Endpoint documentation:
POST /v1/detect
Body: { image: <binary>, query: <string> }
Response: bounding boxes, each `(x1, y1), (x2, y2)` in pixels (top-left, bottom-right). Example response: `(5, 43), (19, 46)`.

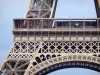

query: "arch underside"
(28, 55), (100, 75)
(36, 61), (100, 75)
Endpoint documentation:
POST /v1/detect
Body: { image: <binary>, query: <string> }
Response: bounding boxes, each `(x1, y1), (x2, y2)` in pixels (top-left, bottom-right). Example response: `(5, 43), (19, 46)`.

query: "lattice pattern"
(11, 42), (40, 53)
(26, 0), (55, 18)
(7, 54), (34, 60)
(10, 41), (100, 54)
(40, 41), (100, 53)
(7, 41), (100, 59)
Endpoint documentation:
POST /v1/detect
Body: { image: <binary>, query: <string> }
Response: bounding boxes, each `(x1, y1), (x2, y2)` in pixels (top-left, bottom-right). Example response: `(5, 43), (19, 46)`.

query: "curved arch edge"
(36, 61), (100, 75)
(29, 55), (100, 75)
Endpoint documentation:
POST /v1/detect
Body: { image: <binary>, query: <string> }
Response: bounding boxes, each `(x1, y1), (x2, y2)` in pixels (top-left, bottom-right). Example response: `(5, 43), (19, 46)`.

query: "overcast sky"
(0, 0), (99, 75)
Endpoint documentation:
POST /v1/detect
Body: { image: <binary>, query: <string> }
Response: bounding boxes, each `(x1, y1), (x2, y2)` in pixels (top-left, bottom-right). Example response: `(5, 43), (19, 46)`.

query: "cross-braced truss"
(26, 0), (57, 18)
(1, 60), (29, 75)
(7, 41), (100, 60)
(0, 41), (100, 75)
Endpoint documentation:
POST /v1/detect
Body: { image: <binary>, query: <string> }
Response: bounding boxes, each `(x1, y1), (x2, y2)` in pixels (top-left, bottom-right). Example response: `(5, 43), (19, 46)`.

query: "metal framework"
(0, 0), (100, 75)
(25, 0), (57, 18)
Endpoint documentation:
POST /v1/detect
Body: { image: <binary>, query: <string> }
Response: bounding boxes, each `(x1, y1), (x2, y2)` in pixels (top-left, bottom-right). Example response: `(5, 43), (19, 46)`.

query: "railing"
(13, 18), (100, 31)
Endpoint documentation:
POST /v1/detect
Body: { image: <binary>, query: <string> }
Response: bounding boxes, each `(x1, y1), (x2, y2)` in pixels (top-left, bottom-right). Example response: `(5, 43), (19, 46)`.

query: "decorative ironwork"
(9, 41), (100, 54)
(27, 55), (100, 75)
(1, 0), (100, 75)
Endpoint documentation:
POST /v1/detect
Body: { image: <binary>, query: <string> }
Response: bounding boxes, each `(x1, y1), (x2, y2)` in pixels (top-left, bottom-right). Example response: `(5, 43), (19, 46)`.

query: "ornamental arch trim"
(27, 55), (100, 75)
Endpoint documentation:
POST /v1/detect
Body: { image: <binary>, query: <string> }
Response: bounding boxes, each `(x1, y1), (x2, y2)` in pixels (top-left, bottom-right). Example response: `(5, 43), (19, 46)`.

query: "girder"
(25, 0), (57, 18)
(5, 41), (100, 60)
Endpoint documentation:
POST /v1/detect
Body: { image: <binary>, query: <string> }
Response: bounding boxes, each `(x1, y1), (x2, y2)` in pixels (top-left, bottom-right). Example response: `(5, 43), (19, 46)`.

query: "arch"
(36, 61), (100, 75)
(29, 55), (100, 75)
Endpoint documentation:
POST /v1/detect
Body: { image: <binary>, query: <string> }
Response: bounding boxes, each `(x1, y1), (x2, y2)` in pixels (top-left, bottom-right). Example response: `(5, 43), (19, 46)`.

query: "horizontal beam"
(13, 18), (100, 20)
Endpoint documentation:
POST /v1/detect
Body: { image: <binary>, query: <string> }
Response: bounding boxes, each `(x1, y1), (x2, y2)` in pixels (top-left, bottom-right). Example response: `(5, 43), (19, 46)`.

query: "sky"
(0, 0), (100, 75)
(0, 0), (29, 65)
(55, 0), (97, 18)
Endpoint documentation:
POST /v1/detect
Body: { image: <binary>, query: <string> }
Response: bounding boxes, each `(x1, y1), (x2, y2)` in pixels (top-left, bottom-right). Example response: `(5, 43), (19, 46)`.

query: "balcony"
(13, 18), (100, 32)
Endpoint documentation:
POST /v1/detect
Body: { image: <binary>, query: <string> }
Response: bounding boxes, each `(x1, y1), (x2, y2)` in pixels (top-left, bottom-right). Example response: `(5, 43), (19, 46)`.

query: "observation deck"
(13, 18), (100, 32)
(13, 18), (100, 42)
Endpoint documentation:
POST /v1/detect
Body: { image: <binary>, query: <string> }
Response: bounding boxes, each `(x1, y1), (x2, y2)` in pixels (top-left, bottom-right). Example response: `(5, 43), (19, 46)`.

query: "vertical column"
(97, 0), (100, 7)
(94, 0), (100, 18)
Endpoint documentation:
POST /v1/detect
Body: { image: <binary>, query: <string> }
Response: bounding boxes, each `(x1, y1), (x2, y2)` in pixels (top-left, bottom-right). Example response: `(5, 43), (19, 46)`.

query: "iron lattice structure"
(1, 0), (100, 75)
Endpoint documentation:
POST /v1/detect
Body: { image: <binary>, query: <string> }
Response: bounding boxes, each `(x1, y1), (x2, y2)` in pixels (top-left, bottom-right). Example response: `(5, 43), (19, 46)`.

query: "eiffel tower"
(0, 0), (100, 75)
